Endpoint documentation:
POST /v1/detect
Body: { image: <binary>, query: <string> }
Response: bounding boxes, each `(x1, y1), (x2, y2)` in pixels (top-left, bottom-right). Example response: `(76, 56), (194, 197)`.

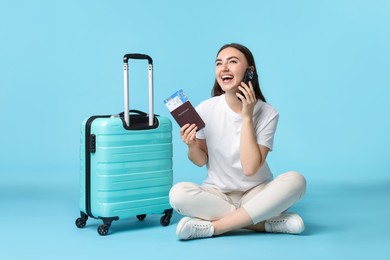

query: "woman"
(169, 43), (306, 240)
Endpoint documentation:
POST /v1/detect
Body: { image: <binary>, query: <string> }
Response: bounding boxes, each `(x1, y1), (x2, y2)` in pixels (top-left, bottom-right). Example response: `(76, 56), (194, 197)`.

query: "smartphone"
(243, 68), (258, 86)
(239, 69), (258, 100)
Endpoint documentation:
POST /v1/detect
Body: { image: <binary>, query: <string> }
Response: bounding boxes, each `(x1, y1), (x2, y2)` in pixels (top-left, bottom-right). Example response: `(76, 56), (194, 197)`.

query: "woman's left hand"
(237, 81), (257, 117)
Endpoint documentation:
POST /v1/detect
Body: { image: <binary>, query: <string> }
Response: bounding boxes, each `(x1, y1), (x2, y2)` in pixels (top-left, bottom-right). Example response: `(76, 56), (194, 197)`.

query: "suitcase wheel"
(136, 214), (146, 221)
(75, 213), (88, 228)
(96, 217), (118, 236)
(160, 215), (170, 226)
(98, 224), (110, 236)
(75, 217), (87, 228)
(160, 208), (173, 226)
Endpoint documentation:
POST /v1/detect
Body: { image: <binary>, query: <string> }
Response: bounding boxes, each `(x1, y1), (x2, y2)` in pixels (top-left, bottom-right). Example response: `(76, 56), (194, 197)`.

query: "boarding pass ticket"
(164, 89), (189, 112)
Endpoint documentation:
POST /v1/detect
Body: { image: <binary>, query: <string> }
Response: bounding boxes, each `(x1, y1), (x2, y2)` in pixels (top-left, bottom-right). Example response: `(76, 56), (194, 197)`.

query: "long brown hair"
(212, 43), (266, 102)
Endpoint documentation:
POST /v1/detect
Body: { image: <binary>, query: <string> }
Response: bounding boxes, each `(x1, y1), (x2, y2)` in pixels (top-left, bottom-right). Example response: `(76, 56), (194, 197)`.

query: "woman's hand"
(180, 123), (198, 146)
(180, 123), (208, 167)
(237, 81), (257, 118)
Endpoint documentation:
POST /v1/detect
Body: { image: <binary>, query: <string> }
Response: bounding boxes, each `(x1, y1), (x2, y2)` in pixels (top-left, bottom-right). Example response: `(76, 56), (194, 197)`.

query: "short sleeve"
(256, 112), (279, 151)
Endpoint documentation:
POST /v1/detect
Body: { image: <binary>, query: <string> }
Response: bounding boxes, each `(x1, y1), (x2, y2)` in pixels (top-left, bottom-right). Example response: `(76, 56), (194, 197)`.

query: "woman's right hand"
(180, 123), (198, 146)
(181, 123), (208, 166)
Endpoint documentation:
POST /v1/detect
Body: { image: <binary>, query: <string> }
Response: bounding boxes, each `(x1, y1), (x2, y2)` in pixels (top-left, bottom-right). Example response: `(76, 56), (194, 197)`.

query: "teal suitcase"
(75, 54), (173, 235)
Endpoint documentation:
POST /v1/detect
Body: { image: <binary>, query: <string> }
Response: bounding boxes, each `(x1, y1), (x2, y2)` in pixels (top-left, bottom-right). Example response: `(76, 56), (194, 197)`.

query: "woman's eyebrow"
(215, 56), (239, 63)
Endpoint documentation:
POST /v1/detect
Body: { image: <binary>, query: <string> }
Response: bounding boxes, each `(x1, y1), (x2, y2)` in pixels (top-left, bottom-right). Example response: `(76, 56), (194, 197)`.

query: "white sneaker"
(265, 212), (305, 234)
(176, 217), (214, 240)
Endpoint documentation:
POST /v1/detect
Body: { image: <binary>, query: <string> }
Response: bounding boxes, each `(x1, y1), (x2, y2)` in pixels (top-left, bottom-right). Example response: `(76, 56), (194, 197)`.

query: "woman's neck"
(224, 92), (242, 114)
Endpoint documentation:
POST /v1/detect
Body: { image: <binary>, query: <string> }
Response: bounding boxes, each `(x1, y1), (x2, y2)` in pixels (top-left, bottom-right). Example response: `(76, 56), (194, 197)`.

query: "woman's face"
(215, 47), (249, 93)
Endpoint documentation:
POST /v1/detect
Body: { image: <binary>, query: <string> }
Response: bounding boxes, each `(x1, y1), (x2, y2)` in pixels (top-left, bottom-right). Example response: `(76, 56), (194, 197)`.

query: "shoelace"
(268, 218), (289, 232)
(188, 222), (212, 239)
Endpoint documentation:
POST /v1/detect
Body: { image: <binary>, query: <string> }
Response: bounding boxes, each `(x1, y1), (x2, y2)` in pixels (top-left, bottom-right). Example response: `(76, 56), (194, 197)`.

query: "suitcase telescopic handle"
(124, 54), (153, 64)
(123, 53), (154, 127)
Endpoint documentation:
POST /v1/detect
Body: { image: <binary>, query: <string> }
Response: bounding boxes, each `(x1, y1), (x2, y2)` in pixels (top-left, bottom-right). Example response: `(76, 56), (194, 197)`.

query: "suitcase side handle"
(123, 53), (154, 127)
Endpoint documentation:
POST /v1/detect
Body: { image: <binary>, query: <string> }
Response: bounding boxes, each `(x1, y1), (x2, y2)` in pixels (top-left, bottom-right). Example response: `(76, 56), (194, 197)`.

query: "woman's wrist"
(188, 144), (207, 166)
(241, 115), (253, 125)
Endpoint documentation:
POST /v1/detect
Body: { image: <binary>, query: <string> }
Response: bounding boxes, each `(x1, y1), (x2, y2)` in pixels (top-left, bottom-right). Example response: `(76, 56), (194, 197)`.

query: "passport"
(164, 89), (205, 130)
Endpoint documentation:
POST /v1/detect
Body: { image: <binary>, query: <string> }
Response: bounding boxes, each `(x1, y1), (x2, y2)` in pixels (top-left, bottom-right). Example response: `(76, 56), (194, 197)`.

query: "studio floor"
(2, 170), (389, 260)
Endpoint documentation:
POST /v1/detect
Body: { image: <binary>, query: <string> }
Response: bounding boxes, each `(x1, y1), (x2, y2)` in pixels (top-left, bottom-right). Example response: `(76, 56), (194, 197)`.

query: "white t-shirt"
(196, 94), (279, 192)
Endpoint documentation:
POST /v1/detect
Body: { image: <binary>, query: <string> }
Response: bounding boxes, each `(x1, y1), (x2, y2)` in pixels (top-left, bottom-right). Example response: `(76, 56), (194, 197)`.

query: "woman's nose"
(222, 62), (229, 71)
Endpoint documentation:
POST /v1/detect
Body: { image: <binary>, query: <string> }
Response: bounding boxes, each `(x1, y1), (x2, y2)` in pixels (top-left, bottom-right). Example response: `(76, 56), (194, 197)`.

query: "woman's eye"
(230, 60), (238, 64)
(216, 62), (222, 66)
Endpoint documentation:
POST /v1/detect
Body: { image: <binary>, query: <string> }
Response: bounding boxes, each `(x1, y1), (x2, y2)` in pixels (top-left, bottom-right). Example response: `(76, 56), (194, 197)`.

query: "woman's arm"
(240, 117), (269, 176)
(181, 123), (208, 167)
(188, 139), (208, 167)
(238, 82), (269, 176)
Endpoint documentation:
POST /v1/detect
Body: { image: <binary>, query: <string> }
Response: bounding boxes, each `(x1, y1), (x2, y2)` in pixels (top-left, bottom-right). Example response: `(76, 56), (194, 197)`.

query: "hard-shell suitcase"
(75, 54), (173, 235)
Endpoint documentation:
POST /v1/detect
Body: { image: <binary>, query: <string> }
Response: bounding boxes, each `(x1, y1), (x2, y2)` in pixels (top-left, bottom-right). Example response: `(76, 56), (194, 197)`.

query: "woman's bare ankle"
(244, 221), (266, 232)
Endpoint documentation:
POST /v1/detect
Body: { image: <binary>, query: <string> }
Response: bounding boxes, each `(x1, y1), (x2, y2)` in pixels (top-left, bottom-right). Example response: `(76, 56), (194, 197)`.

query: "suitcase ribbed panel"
(79, 116), (173, 219)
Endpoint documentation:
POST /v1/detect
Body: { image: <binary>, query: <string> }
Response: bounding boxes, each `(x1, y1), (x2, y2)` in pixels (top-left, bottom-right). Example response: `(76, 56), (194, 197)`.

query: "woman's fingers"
(239, 82), (256, 103)
(180, 123), (198, 144)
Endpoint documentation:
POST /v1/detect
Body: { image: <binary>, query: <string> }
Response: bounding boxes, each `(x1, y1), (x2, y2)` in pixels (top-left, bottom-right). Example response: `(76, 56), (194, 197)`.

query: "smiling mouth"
(221, 75), (234, 82)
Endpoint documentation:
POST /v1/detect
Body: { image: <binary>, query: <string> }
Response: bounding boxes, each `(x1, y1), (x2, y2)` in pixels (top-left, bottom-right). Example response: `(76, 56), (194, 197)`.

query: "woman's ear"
(249, 66), (255, 72)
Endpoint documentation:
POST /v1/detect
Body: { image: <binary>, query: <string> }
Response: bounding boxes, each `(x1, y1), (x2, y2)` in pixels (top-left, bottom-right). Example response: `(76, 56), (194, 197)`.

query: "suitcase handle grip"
(123, 53), (154, 127)
(123, 54), (153, 64)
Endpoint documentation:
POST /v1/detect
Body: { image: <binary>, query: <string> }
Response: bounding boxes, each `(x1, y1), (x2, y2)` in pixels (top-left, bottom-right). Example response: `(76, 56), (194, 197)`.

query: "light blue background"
(1, 0), (389, 182)
(1, 0), (389, 259)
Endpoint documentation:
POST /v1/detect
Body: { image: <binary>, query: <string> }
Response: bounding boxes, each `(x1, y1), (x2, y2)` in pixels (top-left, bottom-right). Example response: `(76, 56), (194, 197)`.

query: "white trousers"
(169, 171), (306, 224)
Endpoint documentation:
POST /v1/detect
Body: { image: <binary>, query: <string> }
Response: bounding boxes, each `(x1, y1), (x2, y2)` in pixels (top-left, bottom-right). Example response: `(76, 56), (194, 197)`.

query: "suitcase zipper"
(84, 115), (110, 219)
